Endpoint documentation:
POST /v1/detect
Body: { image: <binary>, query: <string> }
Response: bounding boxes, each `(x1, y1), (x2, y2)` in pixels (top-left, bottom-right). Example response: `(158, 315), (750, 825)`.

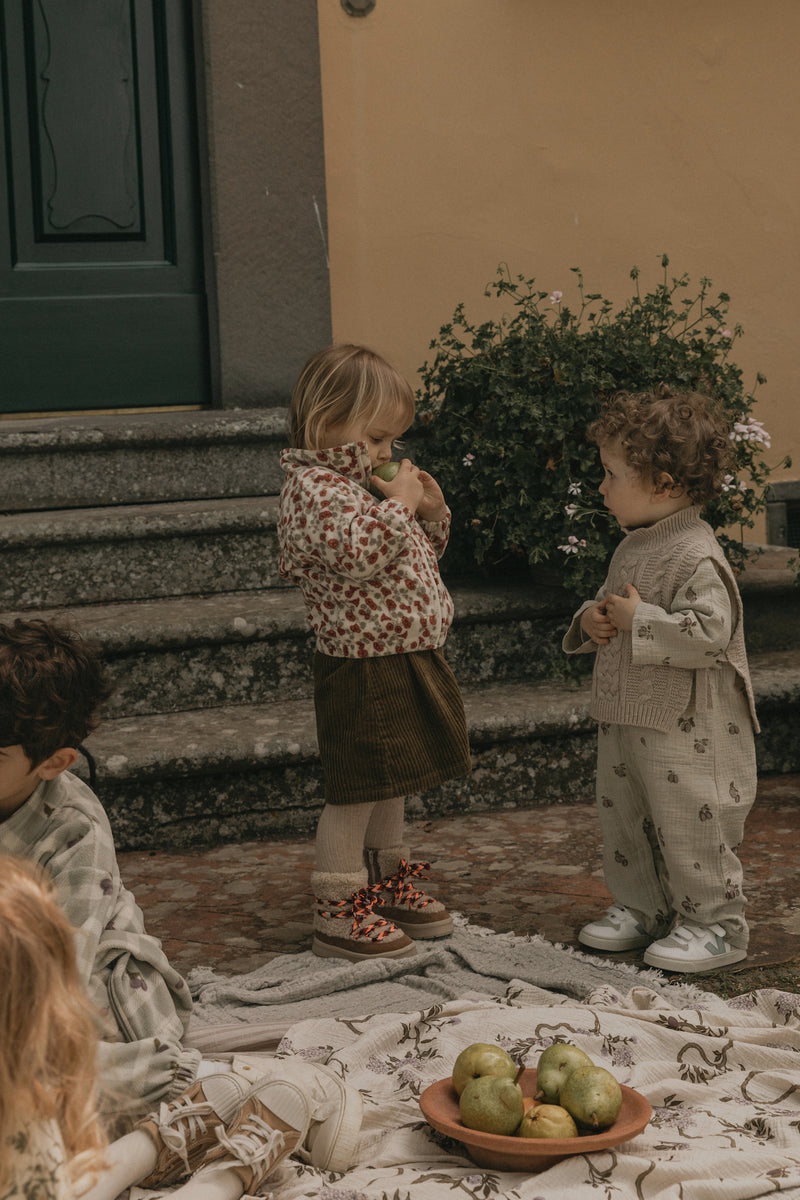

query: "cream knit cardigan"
(564, 506), (759, 733)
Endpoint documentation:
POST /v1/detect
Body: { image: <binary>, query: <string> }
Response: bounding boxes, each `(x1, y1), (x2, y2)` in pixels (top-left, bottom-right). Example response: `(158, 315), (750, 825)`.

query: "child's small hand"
(581, 601), (617, 646)
(371, 458), (424, 513)
(604, 583), (642, 631)
(415, 470), (448, 523)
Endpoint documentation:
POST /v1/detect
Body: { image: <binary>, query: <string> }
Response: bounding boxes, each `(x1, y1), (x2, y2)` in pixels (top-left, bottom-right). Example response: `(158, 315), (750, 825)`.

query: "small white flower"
(462, 452), (476, 467)
(720, 328), (733, 339)
(550, 290), (563, 305)
(558, 535), (584, 555)
(567, 482), (582, 496)
(564, 503), (578, 518)
(730, 416), (770, 449)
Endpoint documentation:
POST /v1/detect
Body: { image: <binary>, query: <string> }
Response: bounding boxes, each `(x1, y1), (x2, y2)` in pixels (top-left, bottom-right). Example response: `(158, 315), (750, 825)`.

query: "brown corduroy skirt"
(313, 647), (471, 806)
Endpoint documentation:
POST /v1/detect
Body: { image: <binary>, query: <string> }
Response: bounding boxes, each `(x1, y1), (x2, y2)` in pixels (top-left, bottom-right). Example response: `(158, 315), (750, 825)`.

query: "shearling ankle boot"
(311, 868), (416, 961)
(364, 847), (454, 939)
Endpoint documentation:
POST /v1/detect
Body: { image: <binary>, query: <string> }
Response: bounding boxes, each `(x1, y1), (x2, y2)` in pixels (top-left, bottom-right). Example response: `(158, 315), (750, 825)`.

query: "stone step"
(5, 579), (572, 716)
(77, 650), (800, 851)
(1, 496), (282, 610)
(0, 409), (287, 511)
(734, 547), (799, 657)
(4, 547), (794, 708)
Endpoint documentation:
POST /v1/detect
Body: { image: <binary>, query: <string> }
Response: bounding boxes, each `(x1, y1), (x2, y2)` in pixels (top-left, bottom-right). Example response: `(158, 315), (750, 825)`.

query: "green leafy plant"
(417, 256), (789, 597)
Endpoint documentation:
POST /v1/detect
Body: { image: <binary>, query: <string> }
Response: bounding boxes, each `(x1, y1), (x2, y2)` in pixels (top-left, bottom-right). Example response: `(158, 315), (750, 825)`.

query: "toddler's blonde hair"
(289, 343), (415, 450)
(0, 856), (106, 1191)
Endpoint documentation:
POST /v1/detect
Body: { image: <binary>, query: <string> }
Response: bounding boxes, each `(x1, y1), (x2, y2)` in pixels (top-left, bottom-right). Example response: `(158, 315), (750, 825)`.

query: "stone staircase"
(2, 410), (798, 850)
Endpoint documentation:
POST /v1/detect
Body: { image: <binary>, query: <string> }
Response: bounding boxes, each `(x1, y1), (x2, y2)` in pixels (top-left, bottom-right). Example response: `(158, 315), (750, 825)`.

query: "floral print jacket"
(278, 442), (455, 657)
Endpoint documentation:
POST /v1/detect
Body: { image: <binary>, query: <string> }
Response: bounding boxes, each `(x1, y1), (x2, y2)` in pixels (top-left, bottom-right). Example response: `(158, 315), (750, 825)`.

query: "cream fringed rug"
(168, 918), (800, 1200)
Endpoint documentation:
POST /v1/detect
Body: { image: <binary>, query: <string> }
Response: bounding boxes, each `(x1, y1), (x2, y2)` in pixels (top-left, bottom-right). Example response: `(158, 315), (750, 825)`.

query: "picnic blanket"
(148, 919), (800, 1199)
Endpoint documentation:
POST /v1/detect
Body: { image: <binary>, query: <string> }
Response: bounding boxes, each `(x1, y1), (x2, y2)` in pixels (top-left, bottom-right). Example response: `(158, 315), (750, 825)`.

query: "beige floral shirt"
(2, 1120), (69, 1200)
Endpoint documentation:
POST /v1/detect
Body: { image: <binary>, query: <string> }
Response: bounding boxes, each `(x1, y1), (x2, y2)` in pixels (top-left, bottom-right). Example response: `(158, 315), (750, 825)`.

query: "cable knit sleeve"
(562, 584), (609, 654)
(630, 558), (733, 668)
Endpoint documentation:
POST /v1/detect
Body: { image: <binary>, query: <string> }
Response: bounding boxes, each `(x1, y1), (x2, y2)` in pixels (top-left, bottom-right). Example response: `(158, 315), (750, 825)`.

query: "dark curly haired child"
(563, 386), (759, 973)
(0, 620), (363, 1197)
(0, 617), (203, 1116)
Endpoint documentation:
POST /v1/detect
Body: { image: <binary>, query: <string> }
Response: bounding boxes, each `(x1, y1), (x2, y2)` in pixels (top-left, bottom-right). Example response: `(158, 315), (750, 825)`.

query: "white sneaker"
(578, 904), (652, 952)
(643, 922), (747, 973)
(232, 1054), (362, 1171)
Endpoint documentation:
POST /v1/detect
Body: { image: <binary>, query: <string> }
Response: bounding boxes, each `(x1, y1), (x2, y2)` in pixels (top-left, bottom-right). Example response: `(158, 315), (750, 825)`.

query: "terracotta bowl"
(419, 1067), (652, 1172)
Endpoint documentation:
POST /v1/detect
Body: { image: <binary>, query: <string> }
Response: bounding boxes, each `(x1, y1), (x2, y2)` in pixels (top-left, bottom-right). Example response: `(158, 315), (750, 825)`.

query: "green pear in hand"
(369, 460), (401, 496)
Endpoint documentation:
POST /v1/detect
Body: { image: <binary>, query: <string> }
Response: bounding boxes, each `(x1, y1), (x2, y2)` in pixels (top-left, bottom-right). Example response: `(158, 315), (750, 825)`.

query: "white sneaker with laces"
(643, 921), (747, 973)
(232, 1053), (363, 1171)
(578, 904), (652, 952)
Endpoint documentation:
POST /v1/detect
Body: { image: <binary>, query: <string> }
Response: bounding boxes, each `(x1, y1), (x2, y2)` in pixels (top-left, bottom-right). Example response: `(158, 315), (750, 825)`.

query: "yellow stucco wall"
(317, 0), (799, 541)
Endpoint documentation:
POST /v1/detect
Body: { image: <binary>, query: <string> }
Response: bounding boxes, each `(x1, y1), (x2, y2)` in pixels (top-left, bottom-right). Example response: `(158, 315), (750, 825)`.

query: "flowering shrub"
(417, 257), (789, 596)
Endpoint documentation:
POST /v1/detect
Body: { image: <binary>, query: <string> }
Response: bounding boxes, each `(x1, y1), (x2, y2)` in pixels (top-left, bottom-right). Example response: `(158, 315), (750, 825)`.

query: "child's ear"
(36, 747), (80, 780)
(654, 472), (683, 498)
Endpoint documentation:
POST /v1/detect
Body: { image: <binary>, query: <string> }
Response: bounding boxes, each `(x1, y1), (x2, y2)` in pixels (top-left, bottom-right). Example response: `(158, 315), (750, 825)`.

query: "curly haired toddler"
(563, 386), (759, 973)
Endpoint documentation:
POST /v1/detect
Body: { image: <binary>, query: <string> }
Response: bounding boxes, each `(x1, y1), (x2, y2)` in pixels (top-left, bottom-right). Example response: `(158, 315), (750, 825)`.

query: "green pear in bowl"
(535, 1042), (594, 1103)
(516, 1103), (579, 1140)
(452, 1043), (517, 1096)
(369, 460), (401, 496)
(459, 1074), (525, 1136)
(559, 1065), (623, 1131)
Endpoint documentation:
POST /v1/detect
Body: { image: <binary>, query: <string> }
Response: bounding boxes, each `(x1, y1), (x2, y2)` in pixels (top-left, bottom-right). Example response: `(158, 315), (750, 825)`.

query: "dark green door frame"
(0, 0), (211, 414)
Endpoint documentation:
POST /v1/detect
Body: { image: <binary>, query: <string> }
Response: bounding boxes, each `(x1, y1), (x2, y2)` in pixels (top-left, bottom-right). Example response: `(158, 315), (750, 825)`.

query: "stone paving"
(118, 773), (800, 993)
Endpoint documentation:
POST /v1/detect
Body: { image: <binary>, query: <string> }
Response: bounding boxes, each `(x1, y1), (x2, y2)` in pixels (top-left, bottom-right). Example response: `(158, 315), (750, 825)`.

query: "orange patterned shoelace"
(316, 881), (399, 942)
(381, 858), (435, 911)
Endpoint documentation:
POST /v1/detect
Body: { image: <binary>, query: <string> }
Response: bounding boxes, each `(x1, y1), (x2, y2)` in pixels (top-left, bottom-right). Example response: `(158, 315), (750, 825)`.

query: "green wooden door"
(0, 0), (210, 414)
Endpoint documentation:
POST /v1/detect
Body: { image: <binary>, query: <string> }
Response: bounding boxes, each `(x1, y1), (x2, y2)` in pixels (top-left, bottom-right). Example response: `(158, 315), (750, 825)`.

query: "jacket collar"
(281, 441), (373, 487)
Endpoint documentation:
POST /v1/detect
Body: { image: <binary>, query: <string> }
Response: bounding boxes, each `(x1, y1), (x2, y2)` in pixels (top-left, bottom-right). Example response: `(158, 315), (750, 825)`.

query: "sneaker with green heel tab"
(643, 920), (747, 973)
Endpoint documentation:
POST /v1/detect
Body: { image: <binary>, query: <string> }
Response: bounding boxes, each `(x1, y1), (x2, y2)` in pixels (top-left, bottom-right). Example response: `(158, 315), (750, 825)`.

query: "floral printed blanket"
(148, 921), (800, 1199)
